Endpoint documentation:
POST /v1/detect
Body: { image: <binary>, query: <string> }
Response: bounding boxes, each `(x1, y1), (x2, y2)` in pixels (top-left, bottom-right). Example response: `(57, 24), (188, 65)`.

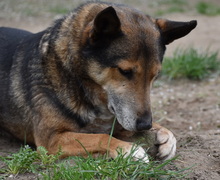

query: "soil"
(0, 0), (220, 179)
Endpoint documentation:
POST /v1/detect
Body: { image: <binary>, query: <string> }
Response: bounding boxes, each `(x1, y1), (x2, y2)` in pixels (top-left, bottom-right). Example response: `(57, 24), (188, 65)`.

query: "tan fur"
(0, 2), (197, 160)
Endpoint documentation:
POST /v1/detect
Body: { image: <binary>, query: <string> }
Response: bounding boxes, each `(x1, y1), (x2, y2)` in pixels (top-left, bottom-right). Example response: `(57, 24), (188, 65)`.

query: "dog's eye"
(118, 68), (133, 79)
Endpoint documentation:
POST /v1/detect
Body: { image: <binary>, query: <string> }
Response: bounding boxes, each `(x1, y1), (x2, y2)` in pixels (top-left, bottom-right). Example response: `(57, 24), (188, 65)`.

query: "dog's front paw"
(122, 144), (149, 163)
(156, 127), (176, 160)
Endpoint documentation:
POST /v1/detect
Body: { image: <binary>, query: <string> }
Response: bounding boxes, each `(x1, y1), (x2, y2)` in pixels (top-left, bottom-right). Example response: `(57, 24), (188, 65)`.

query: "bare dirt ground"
(0, 0), (220, 179)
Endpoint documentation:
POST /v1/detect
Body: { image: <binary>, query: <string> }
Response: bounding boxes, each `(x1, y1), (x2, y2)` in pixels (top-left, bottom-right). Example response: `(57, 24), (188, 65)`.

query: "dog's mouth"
(108, 105), (115, 115)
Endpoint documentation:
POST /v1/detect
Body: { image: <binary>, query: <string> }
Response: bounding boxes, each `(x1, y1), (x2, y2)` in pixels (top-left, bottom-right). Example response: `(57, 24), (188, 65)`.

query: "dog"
(0, 2), (197, 162)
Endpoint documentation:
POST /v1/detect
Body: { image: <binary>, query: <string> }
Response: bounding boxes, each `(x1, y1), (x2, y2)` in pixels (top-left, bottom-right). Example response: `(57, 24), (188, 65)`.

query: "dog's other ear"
(90, 6), (121, 42)
(156, 19), (197, 45)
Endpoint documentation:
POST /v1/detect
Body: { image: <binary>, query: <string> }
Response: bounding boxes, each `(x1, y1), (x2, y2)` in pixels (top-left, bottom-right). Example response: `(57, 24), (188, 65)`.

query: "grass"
(162, 48), (220, 80)
(196, 1), (220, 16)
(152, 0), (220, 16)
(0, 145), (188, 179)
(150, 0), (187, 16)
(1, 0), (220, 21)
(49, 6), (71, 15)
(155, 6), (185, 16)
(0, 118), (189, 179)
(41, 152), (183, 180)
(0, 145), (38, 175)
(0, 146), (62, 175)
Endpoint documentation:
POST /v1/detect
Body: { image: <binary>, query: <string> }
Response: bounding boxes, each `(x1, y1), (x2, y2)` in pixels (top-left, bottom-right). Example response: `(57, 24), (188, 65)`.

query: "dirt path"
(0, 1), (220, 179)
(152, 78), (220, 179)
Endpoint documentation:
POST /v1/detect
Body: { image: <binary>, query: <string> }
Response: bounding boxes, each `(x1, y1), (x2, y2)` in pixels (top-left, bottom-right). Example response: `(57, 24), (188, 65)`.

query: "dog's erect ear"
(90, 6), (121, 42)
(156, 19), (197, 45)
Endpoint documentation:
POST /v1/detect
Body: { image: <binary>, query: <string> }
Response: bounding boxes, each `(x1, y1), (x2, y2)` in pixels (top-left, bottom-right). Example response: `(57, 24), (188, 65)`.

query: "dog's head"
(80, 5), (197, 131)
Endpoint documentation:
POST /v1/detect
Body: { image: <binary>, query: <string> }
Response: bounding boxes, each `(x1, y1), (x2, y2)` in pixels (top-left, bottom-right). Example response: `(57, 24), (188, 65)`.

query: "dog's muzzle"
(136, 112), (152, 131)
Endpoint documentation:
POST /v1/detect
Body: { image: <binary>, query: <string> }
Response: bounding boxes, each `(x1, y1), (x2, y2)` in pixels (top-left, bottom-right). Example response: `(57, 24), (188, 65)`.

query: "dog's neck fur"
(39, 29), (113, 128)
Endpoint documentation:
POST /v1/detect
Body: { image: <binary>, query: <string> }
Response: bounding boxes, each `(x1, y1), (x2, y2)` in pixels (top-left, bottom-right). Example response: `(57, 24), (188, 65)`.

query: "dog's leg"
(150, 122), (176, 160)
(35, 132), (149, 162)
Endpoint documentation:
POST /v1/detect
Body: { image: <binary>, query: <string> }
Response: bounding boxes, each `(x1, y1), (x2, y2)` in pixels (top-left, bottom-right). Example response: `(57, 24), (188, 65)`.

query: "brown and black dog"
(0, 2), (197, 162)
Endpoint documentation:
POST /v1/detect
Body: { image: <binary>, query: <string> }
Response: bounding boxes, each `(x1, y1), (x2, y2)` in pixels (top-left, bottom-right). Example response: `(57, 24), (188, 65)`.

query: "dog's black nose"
(136, 112), (152, 131)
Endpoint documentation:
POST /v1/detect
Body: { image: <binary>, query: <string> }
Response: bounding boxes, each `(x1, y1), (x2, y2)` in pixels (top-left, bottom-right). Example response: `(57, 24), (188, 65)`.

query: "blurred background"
(0, 0), (219, 54)
(0, 0), (220, 179)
